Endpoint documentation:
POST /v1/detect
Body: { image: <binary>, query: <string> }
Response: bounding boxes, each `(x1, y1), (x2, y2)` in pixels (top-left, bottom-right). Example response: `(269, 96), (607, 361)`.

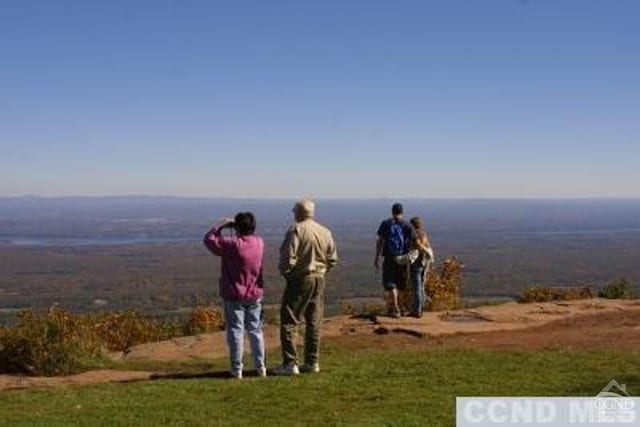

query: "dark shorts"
(382, 257), (409, 291)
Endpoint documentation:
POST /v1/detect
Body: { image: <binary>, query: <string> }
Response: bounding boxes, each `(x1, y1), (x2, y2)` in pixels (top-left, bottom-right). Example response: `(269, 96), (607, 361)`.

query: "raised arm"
(203, 218), (235, 256)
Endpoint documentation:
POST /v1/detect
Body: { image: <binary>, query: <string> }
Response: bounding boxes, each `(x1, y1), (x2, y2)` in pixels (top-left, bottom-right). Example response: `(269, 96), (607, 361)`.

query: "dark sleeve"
(376, 220), (388, 238)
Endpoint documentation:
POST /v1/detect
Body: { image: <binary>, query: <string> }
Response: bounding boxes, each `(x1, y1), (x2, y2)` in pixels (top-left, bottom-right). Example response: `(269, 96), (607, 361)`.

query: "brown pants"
(280, 275), (325, 365)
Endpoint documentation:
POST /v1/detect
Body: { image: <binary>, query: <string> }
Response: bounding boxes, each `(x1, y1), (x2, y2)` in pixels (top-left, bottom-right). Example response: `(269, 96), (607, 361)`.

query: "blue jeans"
(223, 299), (265, 375)
(411, 266), (426, 314)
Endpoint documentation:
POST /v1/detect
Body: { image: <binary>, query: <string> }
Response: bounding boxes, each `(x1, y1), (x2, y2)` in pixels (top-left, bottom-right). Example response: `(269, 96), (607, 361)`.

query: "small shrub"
(518, 285), (593, 303)
(563, 287), (594, 301)
(425, 258), (463, 312)
(0, 307), (184, 376)
(519, 286), (553, 303)
(185, 305), (225, 335)
(92, 310), (182, 352)
(0, 307), (104, 375)
(393, 258), (463, 314)
(598, 279), (636, 299)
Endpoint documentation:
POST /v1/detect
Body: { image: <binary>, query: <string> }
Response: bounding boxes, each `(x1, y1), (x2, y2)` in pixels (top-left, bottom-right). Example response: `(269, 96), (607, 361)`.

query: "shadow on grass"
(150, 369), (269, 380)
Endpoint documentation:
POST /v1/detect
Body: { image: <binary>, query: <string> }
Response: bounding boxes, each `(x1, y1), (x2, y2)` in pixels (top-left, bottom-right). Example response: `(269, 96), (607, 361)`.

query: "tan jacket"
(279, 218), (338, 279)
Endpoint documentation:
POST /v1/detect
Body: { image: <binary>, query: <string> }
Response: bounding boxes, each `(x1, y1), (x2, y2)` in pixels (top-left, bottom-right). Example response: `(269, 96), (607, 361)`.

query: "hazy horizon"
(3, 194), (640, 201)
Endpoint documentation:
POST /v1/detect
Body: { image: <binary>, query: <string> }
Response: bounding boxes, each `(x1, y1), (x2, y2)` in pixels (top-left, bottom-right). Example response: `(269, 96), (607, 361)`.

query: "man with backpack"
(374, 203), (416, 318)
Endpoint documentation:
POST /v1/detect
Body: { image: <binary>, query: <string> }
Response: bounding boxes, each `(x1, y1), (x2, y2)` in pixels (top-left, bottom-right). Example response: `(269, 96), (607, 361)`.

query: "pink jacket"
(203, 226), (265, 302)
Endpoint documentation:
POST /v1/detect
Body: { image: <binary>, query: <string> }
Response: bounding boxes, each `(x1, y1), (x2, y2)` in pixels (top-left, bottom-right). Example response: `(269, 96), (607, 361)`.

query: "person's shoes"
(273, 363), (299, 376)
(230, 370), (242, 379)
(256, 367), (267, 377)
(409, 311), (423, 318)
(300, 363), (320, 374)
(387, 308), (401, 318)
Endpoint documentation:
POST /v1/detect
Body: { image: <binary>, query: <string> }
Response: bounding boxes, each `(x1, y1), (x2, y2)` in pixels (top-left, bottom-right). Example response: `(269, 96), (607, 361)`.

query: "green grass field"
(1, 341), (639, 426)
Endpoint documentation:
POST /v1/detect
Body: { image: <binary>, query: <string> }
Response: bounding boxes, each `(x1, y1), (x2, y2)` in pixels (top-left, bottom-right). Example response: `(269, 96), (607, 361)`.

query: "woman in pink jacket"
(203, 212), (266, 378)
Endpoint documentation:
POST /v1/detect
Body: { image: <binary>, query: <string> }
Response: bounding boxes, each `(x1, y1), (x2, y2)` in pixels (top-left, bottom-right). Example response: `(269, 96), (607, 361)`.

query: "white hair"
(294, 198), (315, 218)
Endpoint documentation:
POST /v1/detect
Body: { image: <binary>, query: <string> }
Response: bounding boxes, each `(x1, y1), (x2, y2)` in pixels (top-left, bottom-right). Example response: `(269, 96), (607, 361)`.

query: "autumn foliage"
(518, 286), (593, 303)
(397, 257), (463, 313)
(0, 305), (224, 376)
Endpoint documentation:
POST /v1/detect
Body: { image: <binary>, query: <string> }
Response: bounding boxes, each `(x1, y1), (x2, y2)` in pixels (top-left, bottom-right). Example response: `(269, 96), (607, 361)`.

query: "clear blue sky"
(1, 0), (638, 198)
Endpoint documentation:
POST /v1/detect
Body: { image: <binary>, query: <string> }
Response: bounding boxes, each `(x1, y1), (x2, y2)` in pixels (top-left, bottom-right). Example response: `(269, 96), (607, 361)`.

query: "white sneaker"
(300, 363), (320, 374)
(257, 367), (267, 377)
(230, 370), (242, 379)
(273, 363), (299, 376)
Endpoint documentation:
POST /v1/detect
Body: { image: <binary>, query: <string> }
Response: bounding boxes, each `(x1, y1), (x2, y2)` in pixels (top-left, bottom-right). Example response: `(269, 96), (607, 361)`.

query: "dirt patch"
(442, 308), (640, 351)
(330, 308), (640, 353)
(118, 299), (638, 362)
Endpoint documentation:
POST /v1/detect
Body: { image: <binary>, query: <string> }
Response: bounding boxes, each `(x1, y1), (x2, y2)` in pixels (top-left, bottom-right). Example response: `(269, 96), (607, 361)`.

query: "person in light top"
(275, 199), (338, 375)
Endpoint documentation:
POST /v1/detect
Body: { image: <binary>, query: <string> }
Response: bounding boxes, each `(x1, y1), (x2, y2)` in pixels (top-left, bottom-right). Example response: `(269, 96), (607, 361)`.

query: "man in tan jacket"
(275, 199), (338, 375)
